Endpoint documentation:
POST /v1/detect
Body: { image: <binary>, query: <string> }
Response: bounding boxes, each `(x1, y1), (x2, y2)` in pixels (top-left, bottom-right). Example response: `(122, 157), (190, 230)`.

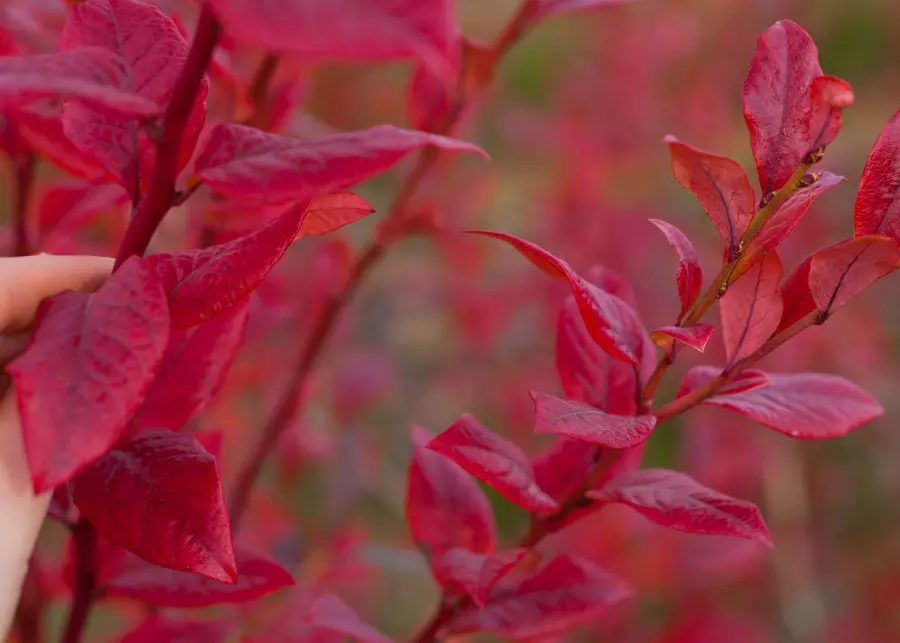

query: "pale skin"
(0, 254), (113, 640)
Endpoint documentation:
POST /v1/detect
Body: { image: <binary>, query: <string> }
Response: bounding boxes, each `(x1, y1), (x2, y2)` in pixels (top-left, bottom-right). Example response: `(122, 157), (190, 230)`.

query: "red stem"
(113, 7), (222, 270)
(13, 151), (35, 257)
(60, 520), (97, 643)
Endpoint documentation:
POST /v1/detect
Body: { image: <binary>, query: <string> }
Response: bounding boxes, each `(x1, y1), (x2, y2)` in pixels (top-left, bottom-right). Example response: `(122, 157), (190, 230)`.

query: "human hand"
(0, 254), (113, 639)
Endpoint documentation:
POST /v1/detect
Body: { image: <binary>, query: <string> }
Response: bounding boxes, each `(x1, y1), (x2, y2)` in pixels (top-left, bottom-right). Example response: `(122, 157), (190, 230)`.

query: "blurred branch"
(13, 150), (35, 257)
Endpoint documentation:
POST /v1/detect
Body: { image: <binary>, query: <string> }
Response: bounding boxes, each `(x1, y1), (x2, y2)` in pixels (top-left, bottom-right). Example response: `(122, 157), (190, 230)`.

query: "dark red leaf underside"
(530, 391), (655, 449)
(649, 218), (702, 315)
(104, 549), (294, 607)
(808, 235), (898, 315)
(432, 547), (527, 607)
(742, 19), (822, 194)
(719, 251), (783, 366)
(444, 554), (631, 639)
(777, 255), (815, 331)
(8, 257), (169, 492)
(651, 324), (714, 353)
(855, 109), (900, 242)
(426, 414), (559, 513)
(72, 429), (236, 583)
(589, 469), (773, 546)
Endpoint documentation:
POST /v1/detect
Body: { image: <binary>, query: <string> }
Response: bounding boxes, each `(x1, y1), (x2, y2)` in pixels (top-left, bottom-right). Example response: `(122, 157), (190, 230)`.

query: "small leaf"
(104, 549), (294, 607)
(135, 299), (250, 430)
(719, 252), (783, 366)
(665, 136), (755, 258)
(649, 219), (702, 315)
(806, 75), (853, 152)
(465, 230), (572, 281)
(651, 324), (714, 353)
(676, 365), (771, 398)
(0, 48), (159, 115)
(588, 469), (772, 546)
(148, 201), (310, 327)
(301, 192), (375, 237)
(530, 391), (655, 449)
(8, 257), (169, 492)
(303, 593), (394, 643)
(405, 426), (496, 565)
(444, 555), (631, 639)
(194, 123), (484, 203)
(427, 414), (558, 513)
(433, 548), (527, 607)
(742, 20), (822, 194)
(72, 429), (236, 583)
(856, 109), (900, 241)
(702, 373), (884, 439)
(809, 235), (898, 315)
(777, 255), (815, 331)
(118, 615), (231, 643)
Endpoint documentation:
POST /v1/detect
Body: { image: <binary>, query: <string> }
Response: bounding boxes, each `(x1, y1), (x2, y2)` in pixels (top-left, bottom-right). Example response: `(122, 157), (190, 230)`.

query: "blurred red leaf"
(427, 414), (558, 513)
(432, 548), (527, 607)
(806, 75), (853, 152)
(8, 257), (169, 492)
(809, 235), (898, 315)
(588, 469), (773, 546)
(651, 324), (714, 353)
(742, 19), (822, 194)
(301, 593), (394, 643)
(855, 109), (900, 241)
(530, 391), (655, 448)
(60, 0), (208, 201)
(530, 0), (641, 21)
(135, 299), (250, 430)
(148, 201), (310, 328)
(193, 123), (484, 203)
(719, 252), (783, 366)
(117, 614), (230, 643)
(12, 104), (109, 180)
(72, 429), (236, 583)
(444, 555), (631, 639)
(104, 549), (294, 607)
(301, 192), (375, 237)
(36, 181), (127, 238)
(665, 136), (755, 258)
(649, 219), (702, 315)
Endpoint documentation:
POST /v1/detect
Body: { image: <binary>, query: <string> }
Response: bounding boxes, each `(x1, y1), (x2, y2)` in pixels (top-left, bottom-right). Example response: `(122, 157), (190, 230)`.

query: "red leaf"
(778, 255), (815, 331)
(118, 615), (231, 643)
(651, 324), (714, 353)
(192, 428), (224, 460)
(405, 426), (496, 564)
(206, 0), (456, 78)
(465, 230), (571, 281)
(301, 192), (375, 237)
(104, 549), (294, 607)
(72, 429), (235, 583)
(676, 366), (771, 398)
(432, 548), (527, 607)
(588, 469), (772, 546)
(426, 414), (558, 513)
(649, 219), (702, 315)
(148, 201), (310, 328)
(530, 391), (655, 449)
(12, 104), (109, 180)
(556, 294), (639, 415)
(193, 123), (484, 203)
(37, 181), (128, 238)
(742, 20), (822, 194)
(809, 235), (898, 315)
(444, 554), (631, 639)
(702, 373), (883, 439)
(665, 136), (755, 258)
(530, 0), (641, 21)
(719, 252), (783, 366)
(747, 171), (845, 253)
(532, 437), (596, 502)
(855, 109), (900, 241)
(60, 0), (208, 201)
(0, 48), (159, 115)
(8, 257), (169, 492)
(134, 299), (250, 430)
(302, 593), (394, 643)
(806, 75), (853, 152)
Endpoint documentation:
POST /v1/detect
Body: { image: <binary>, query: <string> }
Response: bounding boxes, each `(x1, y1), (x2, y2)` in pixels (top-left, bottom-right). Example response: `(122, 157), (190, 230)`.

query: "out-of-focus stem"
(60, 520), (97, 643)
(13, 151), (35, 257)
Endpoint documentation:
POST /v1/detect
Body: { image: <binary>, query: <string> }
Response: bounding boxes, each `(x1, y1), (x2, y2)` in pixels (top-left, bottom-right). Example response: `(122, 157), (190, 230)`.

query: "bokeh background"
(4, 0), (900, 641)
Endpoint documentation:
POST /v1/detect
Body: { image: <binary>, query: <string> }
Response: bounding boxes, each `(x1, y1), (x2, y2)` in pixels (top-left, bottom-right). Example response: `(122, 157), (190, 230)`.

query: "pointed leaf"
(406, 426), (496, 564)
(856, 109), (900, 241)
(303, 593), (394, 643)
(651, 324), (713, 353)
(702, 373), (884, 439)
(532, 437), (597, 502)
(588, 469), (772, 546)
(445, 555), (631, 639)
(719, 252), (783, 366)
(676, 365), (771, 398)
(426, 414), (558, 513)
(806, 75), (853, 152)
(60, 0), (208, 200)
(433, 548), (527, 607)
(118, 615), (231, 643)
(135, 299), (250, 430)
(649, 219), (702, 314)
(0, 48), (159, 115)
(809, 235), (898, 315)
(742, 20), (822, 194)
(665, 136), (755, 258)
(12, 104), (109, 180)
(777, 255), (815, 331)
(194, 123), (484, 203)
(72, 429), (235, 583)
(8, 257), (169, 492)
(148, 201), (310, 327)
(301, 192), (375, 237)
(530, 391), (655, 449)
(104, 549), (294, 607)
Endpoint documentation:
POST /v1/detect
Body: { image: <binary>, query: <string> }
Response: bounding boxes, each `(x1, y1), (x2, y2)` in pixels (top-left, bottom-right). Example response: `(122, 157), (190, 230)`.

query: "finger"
(0, 254), (114, 333)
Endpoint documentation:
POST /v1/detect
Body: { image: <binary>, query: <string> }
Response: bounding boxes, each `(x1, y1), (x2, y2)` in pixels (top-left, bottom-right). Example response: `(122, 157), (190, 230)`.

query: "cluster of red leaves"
(0, 0), (898, 641)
